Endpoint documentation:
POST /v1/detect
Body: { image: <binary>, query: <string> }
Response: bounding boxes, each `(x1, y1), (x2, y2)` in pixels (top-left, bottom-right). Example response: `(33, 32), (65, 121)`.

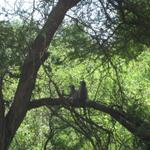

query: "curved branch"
(28, 98), (150, 142)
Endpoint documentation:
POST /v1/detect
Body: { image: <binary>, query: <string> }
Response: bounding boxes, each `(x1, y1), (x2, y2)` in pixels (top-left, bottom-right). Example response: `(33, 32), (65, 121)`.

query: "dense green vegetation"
(0, 0), (150, 149)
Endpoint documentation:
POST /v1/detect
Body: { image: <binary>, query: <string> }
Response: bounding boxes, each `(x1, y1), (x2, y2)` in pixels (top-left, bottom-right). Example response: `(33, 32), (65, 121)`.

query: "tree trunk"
(0, 123), (6, 150)
(0, 0), (81, 149)
(0, 77), (6, 150)
(0, 130), (10, 150)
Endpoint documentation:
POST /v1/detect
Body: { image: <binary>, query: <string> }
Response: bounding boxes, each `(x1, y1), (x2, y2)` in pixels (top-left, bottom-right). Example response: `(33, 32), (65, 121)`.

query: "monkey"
(68, 81), (88, 105)
(69, 84), (79, 104)
(78, 80), (88, 117)
(79, 80), (88, 104)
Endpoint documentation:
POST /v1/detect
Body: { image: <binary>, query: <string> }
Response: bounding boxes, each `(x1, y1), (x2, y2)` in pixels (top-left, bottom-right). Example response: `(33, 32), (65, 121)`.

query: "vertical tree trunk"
(0, 124), (5, 150)
(0, 77), (6, 150)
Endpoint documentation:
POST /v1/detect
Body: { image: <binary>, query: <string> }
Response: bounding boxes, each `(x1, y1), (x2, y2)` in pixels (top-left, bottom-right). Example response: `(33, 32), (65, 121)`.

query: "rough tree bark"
(0, 0), (81, 149)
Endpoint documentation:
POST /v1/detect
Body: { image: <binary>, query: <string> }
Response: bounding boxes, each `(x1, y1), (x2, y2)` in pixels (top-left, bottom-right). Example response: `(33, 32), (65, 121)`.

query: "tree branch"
(28, 98), (150, 142)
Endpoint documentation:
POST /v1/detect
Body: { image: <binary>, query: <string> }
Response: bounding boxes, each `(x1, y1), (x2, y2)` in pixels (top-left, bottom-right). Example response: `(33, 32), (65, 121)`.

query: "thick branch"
(28, 98), (150, 142)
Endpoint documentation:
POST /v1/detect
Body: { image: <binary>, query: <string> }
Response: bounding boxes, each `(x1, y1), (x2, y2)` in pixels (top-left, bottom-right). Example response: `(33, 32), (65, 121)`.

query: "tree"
(0, 0), (150, 149)
(0, 1), (81, 149)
